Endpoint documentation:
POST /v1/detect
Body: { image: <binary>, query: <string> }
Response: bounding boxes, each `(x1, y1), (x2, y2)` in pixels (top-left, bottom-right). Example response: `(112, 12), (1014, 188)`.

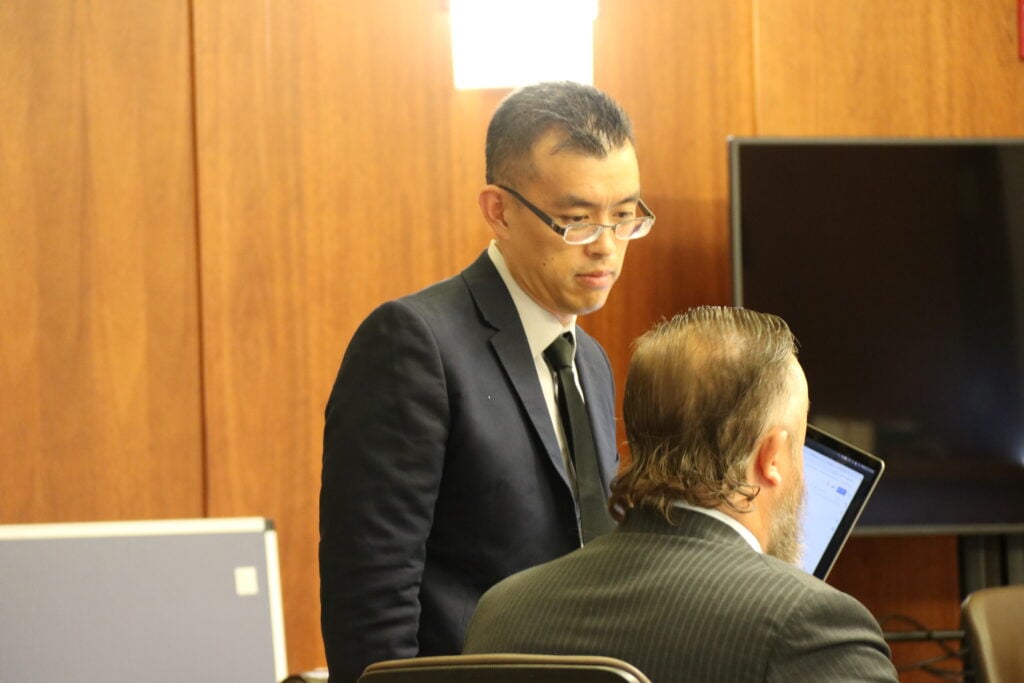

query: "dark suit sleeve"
(767, 586), (899, 683)
(320, 300), (449, 683)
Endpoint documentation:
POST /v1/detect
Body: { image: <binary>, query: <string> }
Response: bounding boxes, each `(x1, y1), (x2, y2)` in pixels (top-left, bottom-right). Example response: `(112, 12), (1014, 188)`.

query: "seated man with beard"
(463, 306), (898, 683)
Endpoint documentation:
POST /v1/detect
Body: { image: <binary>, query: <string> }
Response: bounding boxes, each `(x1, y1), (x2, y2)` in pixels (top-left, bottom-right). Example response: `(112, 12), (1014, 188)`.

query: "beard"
(766, 474), (806, 565)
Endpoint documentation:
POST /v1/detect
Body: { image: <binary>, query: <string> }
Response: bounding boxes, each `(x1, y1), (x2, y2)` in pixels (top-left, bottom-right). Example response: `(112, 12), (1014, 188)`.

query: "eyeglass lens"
(563, 219), (650, 244)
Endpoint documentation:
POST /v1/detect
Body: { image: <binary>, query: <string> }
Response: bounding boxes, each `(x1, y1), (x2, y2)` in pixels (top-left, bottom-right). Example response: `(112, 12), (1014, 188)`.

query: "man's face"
(766, 357), (810, 564)
(496, 131), (642, 323)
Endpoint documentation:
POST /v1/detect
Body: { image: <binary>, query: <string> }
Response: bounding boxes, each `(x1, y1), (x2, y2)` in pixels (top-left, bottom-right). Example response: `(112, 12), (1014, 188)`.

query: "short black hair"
(484, 81), (635, 186)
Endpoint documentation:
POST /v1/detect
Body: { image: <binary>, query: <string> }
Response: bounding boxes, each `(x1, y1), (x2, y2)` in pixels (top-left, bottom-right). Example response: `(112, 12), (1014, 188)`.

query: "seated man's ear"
(478, 186), (510, 236)
(753, 427), (790, 488)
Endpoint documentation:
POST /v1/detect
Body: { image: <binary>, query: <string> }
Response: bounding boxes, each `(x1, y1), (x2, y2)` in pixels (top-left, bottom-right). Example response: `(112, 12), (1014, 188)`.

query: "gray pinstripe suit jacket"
(463, 507), (898, 683)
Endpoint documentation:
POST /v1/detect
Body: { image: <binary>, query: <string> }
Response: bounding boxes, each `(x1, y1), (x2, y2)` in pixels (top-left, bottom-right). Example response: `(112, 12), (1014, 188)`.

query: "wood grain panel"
(755, 0), (1024, 135)
(0, 1), (203, 522)
(192, 0), (493, 669)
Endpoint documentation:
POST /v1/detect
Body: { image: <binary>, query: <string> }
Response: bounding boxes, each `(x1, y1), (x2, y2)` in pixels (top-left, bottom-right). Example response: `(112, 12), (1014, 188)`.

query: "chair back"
(962, 584), (1024, 683)
(359, 654), (652, 683)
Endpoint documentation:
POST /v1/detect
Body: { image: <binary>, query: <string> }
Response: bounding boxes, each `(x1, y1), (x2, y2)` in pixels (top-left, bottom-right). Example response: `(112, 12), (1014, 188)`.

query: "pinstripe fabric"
(464, 508), (898, 683)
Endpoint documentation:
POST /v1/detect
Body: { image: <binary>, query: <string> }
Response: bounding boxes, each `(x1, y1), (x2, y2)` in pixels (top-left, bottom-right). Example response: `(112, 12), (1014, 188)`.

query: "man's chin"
(571, 295), (612, 317)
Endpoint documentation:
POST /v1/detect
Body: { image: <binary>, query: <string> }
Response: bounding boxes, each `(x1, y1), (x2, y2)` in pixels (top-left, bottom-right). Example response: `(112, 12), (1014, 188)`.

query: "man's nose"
(584, 225), (618, 255)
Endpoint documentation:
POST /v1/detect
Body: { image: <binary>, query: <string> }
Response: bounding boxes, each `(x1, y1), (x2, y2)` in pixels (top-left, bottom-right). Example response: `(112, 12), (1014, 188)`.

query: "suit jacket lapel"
(574, 338), (618, 490)
(461, 253), (573, 490)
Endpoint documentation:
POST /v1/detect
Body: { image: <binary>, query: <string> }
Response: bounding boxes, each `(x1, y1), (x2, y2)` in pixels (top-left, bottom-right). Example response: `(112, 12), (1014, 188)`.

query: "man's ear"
(753, 427), (790, 488)
(478, 185), (510, 239)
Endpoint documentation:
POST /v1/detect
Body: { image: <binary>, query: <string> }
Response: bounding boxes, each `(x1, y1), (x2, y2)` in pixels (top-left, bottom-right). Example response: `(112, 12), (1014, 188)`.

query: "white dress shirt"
(673, 501), (763, 553)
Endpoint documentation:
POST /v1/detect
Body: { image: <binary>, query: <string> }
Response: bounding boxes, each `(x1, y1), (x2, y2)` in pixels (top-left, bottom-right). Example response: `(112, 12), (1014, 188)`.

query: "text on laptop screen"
(799, 446), (868, 574)
(796, 429), (884, 579)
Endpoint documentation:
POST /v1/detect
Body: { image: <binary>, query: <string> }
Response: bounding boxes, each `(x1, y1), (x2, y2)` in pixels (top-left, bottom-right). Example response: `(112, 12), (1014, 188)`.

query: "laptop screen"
(798, 425), (885, 578)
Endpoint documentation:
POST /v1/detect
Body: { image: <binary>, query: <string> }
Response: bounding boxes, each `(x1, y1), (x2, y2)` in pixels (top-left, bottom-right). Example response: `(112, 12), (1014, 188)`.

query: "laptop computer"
(798, 425), (885, 579)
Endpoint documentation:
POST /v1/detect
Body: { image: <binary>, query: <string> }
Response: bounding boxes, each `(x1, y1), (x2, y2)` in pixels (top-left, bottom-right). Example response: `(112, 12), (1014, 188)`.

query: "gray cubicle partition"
(0, 517), (287, 682)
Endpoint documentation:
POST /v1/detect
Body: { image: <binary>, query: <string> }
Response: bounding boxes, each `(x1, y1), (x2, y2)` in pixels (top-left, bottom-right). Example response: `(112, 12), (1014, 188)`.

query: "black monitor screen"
(730, 139), (1024, 531)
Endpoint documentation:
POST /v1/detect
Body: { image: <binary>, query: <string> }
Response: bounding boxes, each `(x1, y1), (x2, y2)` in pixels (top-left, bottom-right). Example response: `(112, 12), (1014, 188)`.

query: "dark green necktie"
(543, 333), (614, 544)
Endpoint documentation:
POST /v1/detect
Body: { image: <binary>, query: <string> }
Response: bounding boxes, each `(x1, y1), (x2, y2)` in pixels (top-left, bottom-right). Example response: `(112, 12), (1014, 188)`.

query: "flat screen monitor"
(729, 138), (1024, 532)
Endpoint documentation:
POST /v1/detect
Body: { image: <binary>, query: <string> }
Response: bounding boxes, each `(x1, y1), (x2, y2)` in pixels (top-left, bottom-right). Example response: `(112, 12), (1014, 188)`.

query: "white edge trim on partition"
(0, 517), (270, 540)
(264, 527), (289, 680)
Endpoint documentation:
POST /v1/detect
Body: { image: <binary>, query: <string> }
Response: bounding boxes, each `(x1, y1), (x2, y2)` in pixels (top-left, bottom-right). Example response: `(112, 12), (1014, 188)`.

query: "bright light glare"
(450, 0), (598, 90)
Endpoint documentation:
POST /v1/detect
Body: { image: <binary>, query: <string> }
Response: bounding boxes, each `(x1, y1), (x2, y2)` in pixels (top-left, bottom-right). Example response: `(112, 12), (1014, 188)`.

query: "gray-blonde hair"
(610, 306), (798, 522)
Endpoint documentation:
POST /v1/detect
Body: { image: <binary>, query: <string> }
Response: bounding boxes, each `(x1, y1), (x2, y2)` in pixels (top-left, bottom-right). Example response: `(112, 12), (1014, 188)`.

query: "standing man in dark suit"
(319, 82), (656, 683)
(465, 306), (899, 683)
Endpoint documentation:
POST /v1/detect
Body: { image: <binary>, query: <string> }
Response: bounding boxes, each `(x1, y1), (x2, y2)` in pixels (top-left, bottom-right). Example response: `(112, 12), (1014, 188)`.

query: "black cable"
(879, 614), (968, 682)
(896, 650), (966, 678)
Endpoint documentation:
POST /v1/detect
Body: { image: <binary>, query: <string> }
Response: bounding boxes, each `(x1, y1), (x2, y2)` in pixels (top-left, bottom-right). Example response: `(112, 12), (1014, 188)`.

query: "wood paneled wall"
(754, 0), (1024, 136)
(3, 0), (1022, 678)
(0, 1), (204, 521)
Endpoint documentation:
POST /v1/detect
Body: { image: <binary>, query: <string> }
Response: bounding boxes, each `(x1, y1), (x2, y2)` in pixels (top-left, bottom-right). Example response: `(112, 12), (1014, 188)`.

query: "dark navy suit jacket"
(319, 251), (619, 683)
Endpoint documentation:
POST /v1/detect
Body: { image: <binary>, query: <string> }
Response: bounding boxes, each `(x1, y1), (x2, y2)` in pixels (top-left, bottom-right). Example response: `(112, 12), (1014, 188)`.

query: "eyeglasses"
(497, 184), (656, 245)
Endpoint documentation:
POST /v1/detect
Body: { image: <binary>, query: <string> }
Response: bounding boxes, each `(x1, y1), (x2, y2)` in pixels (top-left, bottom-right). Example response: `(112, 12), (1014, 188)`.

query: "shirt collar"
(488, 241), (576, 357)
(673, 501), (763, 554)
